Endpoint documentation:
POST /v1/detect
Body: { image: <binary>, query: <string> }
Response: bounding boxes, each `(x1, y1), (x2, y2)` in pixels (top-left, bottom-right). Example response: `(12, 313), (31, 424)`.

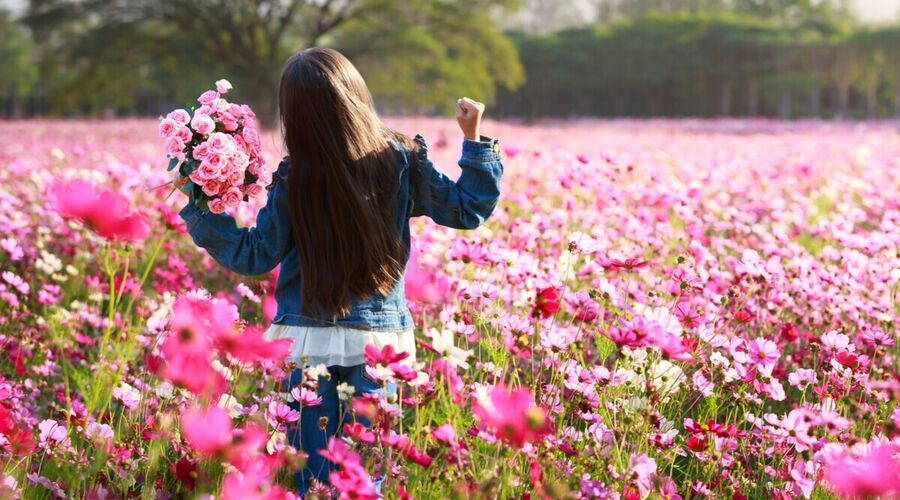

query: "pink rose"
(191, 115), (215, 136)
(192, 142), (210, 161)
(215, 79), (233, 94)
(198, 90), (218, 105)
(212, 98), (230, 114)
(221, 187), (242, 207)
(196, 161), (221, 181)
(205, 153), (226, 169)
(206, 133), (236, 156)
(201, 179), (222, 197)
(159, 118), (177, 138)
(241, 128), (260, 151)
(229, 168), (245, 186)
(228, 103), (244, 119)
(175, 126), (193, 144)
(165, 137), (185, 157)
(256, 167), (273, 186)
(195, 105), (213, 117)
(245, 183), (264, 197)
(240, 105), (255, 118)
(208, 199), (227, 214)
(247, 160), (260, 176)
(188, 171), (204, 185)
(232, 151), (249, 170)
(167, 109), (191, 125)
(222, 117), (239, 132)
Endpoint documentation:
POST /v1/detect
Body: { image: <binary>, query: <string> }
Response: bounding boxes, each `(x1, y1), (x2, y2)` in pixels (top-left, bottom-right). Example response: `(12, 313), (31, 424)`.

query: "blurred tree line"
(499, 0), (900, 119)
(1, 0), (898, 121)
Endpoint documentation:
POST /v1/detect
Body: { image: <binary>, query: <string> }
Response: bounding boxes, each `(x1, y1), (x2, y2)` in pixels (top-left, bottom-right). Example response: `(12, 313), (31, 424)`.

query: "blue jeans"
(283, 364), (394, 497)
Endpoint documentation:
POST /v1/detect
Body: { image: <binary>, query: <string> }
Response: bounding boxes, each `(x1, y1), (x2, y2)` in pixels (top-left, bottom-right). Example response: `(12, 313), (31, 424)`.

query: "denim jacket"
(179, 134), (503, 332)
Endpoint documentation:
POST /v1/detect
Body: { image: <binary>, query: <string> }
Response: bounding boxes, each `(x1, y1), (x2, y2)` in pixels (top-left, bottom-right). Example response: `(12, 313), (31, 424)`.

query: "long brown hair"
(278, 47), (412, 320)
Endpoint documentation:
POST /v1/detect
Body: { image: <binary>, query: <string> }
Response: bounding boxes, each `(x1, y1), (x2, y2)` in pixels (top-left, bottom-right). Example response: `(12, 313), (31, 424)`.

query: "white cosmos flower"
(428, 328), (473, 369)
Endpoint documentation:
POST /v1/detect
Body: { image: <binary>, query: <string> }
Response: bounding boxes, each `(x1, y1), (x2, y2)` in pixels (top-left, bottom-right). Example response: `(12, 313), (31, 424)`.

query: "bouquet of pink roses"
(159, 79), (270, 214)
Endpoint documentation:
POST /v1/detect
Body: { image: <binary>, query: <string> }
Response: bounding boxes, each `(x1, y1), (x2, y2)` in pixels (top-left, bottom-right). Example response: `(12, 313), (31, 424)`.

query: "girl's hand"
(456, 97), (485, 141)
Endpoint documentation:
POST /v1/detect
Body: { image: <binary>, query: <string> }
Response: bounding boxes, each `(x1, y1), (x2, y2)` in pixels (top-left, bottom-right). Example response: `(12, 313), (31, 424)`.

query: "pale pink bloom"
(215, 79), (233, 94)
(85, 422), (114, 444)
(164, 136), (185, 159)
(788, 369), (817, 389)
(628, 453), (658, 497)
(267, 401), (300, 425)
(167, 108), (191, 125)
(206, 132), (237, 156)
(112, 383), (141, 410)
(291, 386), (323, 407)
(692, 371), (714, 396)
(747, 338), (779, 369)
(821, 330), (852, 354)
(197, 90), (218, 105)
(158, 117), (177, 138)
(38, 419), (69, 449)
(190, 114), (215, 136)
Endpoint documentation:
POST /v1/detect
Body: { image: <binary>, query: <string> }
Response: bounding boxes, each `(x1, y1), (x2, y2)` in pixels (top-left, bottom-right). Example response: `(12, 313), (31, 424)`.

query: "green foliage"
(502, 11), (900, 118)
(14, 0), (523, 122)
(0, 10), (37, 100)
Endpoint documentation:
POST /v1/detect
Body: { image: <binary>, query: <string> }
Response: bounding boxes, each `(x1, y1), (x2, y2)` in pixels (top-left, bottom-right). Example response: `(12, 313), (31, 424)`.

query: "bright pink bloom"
(824, 443), (900, 497)
(473, 385), (551, 448)
(181, 404), (232, 456)
(50, 179), (148, 242)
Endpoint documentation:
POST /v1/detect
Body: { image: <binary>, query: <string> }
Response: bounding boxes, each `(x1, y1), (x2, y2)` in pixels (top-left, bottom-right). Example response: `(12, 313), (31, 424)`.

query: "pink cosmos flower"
(824, 443), (900, 497)
(37, 419), (68, 449)
(472, 385), (551, 448)
(654, 331), (695, 363)
(747, 338), (779, 370)
(290, 386), (323, 407)
(181, 404), (232, 456)
(50, 179), (148, 242)
(343, 422), (376, 444)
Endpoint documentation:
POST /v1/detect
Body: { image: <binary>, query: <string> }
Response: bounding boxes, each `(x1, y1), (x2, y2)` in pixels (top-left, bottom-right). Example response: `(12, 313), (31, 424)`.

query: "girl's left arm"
(178, 161), (292, 276)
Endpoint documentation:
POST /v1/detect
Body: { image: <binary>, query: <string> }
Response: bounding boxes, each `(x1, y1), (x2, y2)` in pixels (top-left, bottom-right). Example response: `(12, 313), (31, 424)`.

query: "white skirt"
(263, 324), (417, 368)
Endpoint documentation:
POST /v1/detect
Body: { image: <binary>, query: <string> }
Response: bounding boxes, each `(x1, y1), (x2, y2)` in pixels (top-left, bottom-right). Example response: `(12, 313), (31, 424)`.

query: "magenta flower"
(473, 385), (551, 449)
(824, 443), (900, 497)
(181, 404), (233, 456)
(49, 179), (148, 242)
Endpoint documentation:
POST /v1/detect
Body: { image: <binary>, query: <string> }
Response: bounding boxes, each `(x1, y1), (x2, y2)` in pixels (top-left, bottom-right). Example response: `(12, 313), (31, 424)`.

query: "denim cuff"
(178, 200), (204, 229)
(461, 136), (501, 164)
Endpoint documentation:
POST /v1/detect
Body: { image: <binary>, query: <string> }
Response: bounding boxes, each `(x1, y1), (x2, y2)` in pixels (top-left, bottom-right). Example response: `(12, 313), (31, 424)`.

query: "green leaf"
(166, 157), (179, 172)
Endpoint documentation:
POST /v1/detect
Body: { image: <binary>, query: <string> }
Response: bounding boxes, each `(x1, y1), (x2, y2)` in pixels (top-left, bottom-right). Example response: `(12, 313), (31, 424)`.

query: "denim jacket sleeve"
(408, 134), (503, 229)
(178, 160), (292, 276)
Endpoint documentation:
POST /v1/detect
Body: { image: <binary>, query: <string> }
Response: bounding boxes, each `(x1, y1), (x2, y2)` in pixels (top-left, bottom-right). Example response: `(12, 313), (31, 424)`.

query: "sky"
(2, 0), (898, 23)
(855, 0), (900, 23)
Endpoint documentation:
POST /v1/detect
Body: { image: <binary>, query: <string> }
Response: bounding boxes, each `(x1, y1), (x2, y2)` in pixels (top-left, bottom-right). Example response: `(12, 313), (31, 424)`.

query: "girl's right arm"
(408, 97), (503, 229)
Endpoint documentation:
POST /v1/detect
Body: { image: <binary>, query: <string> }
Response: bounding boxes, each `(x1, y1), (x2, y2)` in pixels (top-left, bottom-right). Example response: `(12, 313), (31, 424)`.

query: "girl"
(176, 47), (504, 496)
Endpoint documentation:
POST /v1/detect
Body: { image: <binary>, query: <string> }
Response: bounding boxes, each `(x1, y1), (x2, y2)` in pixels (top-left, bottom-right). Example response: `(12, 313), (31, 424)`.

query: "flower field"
(0, 117), (898, 499)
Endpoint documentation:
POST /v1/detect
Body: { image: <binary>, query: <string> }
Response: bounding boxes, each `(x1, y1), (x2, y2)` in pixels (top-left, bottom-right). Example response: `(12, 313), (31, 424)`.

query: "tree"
(0, 9), (37, 118)
(21, 0), (524, 123)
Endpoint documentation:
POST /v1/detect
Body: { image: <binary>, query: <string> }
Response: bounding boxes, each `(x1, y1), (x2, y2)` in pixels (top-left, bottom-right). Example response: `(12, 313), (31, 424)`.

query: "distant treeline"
(495, 13), (900, 119)
(1, 1), (899, 121)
